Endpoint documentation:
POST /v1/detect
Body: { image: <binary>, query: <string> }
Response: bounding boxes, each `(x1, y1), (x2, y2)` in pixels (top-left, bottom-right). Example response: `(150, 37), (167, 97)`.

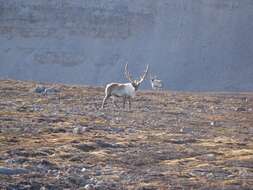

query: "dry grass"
(0, 79), (253, 189)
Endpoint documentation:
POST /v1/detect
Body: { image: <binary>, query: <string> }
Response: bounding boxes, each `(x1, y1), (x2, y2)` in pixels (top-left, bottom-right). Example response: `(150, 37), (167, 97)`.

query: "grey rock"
(236, 107), (247, 112)
(49, 127), (67, 133)
(0, 167), (29, 175)
(34, 86), (60, 95)
(5, 157), (29, 164)
(8, 149), (49, 157)
(84, 184), (95, 190)
(69, 155), (84, 162)
(37, 159), (59, 170)
(95, 140), (122, 148)
(34, 86), (46, 93)
(67, 175), (88, 186)
(44, 87), (60, 95)
(75, 144), (96, 152)
(166, 138), (197, 144)
(73, 126), (88, 134)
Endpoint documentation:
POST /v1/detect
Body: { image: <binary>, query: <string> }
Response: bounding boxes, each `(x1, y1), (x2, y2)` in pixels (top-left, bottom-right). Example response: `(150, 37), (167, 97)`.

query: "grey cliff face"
(0, 0), (253, 91)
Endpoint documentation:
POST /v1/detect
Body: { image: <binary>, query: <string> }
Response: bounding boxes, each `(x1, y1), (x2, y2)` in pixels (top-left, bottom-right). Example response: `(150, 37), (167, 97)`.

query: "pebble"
(73, 126), (87, 134)
(84, 184), (95, 190)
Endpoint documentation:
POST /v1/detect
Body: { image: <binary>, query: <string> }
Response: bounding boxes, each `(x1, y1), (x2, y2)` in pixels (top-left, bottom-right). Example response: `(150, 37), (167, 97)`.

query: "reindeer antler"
(125, 63), (134, 83)
(138, 64), (149, 84)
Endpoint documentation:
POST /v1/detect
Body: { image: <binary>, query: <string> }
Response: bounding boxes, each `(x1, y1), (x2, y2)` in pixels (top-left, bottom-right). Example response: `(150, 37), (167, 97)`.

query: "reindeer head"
(149, 74), (156, 82)
(125, 63), (149, 90)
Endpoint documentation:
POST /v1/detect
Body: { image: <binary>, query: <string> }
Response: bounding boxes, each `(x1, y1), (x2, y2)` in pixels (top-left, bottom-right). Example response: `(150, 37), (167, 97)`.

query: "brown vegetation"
(0, 79), (252, 189)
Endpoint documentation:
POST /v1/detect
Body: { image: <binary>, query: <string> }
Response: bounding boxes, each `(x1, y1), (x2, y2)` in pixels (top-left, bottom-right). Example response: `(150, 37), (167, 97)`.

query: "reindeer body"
(151, 78), (163, 90)
(106, 83), (136, 98)
(101, 82), (136, 109)
(101, 64), (148, 109)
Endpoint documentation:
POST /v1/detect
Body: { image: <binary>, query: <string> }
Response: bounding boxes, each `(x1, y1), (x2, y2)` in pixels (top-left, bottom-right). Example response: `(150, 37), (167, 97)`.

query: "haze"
(0, 0), (253, 91)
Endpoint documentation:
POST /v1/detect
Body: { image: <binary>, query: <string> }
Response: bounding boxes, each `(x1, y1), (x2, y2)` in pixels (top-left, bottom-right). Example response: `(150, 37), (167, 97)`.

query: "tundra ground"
(0, 80), (252, 189)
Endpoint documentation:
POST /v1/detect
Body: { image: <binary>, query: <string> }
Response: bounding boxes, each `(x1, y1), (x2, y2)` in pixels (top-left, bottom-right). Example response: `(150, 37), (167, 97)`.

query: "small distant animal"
(150, 75), (163, 90)
(101, 63), (149, 109)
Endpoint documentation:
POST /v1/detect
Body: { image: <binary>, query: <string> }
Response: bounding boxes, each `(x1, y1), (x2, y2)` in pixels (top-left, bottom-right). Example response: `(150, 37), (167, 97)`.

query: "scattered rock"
(67, 175), (88, 186)
(37, 116), (65, 123)
(95, 140), (121, 148)
(5, 157), (29, 164)
(0, 116), (16, 121)
(49, 127), (67, 133)
(44, 87), (60, 95)
(70, 140), (81, 144)
(210, 121), (220, 127)
(137, 186), (157, 190)
(75, 143), (96, 152)
(16, 105), (34, 112)
(73, 126), (88, 134)
(0, 167), (29, 175)
(32, 104), (44, 111)
(7, 181), (43, 190)
(37, 159), (59, 170)
(8, 149), (49, 157)
(90, 125), (124, 133)
(190, 168), (232, 179)
(180, 127), (193, 133)
(69, 155), (84, 162)
(37, 148), (55, 156)
(34, 86), (46, 94)
(34, 86), (60, 95)
(238, 168), (253, 178)
(7, 136), (19, 143)
(236, 107), (247, 112)
(93, 181), (118, 190)
(166, 138), (197, 144)
(197, 153), (216, 161)
(84, 184), (95, 190)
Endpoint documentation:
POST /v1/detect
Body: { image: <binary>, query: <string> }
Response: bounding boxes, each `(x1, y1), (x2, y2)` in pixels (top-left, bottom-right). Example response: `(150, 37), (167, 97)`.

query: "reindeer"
(150, 75), (163, 90)
(101, 64), (149, 109)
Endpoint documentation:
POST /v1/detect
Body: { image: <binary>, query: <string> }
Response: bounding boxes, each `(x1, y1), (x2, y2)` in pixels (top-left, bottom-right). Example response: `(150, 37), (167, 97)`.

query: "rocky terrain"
(0, 79), (253, 189)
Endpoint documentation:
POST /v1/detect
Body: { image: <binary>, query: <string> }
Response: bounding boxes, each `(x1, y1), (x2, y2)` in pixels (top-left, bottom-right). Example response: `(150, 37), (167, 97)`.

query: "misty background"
(0, 0), (253, 91)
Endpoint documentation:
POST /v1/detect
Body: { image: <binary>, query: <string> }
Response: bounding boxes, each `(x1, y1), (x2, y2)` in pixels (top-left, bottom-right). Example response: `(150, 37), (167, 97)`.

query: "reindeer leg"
(101, 94), (110, 109)
(123, 96), (126, 109)
(112, 96), (119, 108)
(128, 97), (131, 110)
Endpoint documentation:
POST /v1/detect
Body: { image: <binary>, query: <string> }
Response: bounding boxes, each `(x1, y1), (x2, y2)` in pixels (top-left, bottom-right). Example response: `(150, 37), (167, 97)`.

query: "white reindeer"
(101, 64), (149, 109)
(150, 75), (163, 90)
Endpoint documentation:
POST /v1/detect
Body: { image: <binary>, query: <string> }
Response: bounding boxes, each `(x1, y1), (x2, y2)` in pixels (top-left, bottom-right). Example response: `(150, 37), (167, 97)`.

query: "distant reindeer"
(101, 64), (149, 109)
(150, 75), (163, 90)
